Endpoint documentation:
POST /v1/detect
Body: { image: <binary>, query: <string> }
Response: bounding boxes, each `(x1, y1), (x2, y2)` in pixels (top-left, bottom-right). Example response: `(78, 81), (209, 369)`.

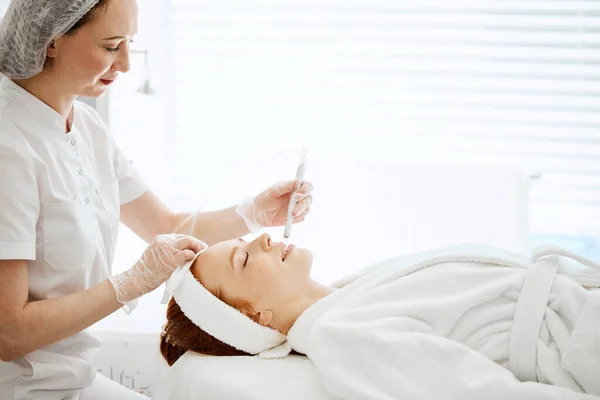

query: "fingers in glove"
(292, 181), (313, 201)
(269, 179), (299, 198)
(178, 249), (197, 263)
(161, 249), (196, 268)
(189, 238), (209, 253)
(292, 206), (310, 223)
(152, 233), (187, 251)
(174, 236), (208, 253)
(149, 248), (179, 271)
(169, 233), (190, 241)
(292, 195), (312, 217)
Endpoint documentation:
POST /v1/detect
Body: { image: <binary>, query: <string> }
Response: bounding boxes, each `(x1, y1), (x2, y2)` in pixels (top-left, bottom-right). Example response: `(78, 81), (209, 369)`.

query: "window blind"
(166, 0), (600, 235)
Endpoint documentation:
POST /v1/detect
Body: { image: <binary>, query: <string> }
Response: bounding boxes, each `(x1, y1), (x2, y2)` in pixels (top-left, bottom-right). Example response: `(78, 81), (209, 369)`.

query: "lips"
(100, 79), (115, 85)
(282, 244), (294, 261)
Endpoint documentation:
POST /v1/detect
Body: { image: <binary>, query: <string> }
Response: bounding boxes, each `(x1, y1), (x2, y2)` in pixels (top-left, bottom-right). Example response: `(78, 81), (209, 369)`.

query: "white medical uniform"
(0, 78), (148, 400)
(287, 244), (600, 400)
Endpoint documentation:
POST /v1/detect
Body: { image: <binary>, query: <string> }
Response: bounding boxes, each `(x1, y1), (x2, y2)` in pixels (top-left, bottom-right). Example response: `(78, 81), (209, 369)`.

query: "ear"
(255, 310), (273, 327)
(46, 40), (57, 59)
(241, 305), (273, 326)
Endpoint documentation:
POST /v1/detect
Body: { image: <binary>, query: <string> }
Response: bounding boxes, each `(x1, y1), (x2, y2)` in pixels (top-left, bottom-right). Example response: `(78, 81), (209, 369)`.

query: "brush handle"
(283, 162), (306, 239)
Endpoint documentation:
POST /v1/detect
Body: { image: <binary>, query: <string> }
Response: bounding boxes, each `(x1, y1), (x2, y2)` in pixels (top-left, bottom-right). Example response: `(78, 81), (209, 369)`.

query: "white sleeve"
(113, 144), (147, 205)
(0, 139), (39, 260)
(311, 319), (596, 400)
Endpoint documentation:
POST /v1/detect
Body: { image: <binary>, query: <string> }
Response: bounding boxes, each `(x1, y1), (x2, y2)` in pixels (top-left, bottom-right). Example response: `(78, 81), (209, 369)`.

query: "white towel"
(162, 252), (290, 358)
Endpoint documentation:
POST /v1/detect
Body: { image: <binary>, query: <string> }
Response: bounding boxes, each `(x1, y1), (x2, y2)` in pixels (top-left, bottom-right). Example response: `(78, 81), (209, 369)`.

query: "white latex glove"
(109, 234), (208, 304)
(235, 179), (313, 232)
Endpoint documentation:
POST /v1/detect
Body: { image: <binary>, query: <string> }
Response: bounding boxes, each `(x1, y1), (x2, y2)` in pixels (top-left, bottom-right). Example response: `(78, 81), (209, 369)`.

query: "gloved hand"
(235, 179), (313, 232)
(109, 234), (208, 304)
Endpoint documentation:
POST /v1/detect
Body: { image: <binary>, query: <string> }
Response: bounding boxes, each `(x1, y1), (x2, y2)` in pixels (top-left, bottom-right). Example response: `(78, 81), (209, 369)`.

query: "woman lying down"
(159, 233), (600, 400)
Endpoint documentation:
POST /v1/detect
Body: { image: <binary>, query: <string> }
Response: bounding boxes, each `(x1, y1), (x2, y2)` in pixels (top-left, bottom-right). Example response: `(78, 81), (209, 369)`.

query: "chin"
(305, 249), (314, 265)
(84, 87), (107, 98)
(77, 83), (107, 98)
(295, 248), (314, 274)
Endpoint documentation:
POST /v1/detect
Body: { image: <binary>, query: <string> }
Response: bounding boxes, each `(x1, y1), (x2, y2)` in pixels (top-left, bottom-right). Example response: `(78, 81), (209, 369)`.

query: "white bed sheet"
(153, 352), (339, 400)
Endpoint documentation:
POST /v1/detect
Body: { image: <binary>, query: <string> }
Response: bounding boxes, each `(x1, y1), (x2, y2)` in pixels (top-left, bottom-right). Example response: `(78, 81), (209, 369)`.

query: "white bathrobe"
(287, 244), (600, 400)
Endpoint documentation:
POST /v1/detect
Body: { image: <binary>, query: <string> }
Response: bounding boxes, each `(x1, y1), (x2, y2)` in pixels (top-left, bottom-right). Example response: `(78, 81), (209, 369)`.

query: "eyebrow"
(229, 238), (244, 269)
(101, 31), (138, 41)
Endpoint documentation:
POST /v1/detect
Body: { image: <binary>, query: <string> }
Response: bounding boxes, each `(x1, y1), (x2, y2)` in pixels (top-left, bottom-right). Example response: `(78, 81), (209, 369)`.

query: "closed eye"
(244, 251), (249, 267)
(106, 39), (134, 52)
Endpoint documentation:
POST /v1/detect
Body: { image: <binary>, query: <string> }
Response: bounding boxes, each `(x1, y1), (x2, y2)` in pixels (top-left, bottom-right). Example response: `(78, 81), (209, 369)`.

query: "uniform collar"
(1, 77), (70, 134)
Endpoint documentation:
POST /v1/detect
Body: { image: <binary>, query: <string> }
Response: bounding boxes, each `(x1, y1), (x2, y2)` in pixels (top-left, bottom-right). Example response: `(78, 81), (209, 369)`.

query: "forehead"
(193, 240), (237, 285)
(88, 0), (138, 36)
(205, 240), (236, 264)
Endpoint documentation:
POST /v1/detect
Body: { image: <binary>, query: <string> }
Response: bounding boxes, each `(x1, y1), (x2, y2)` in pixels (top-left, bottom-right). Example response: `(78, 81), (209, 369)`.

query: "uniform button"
(84, 197), (90, 204)
(71, 139), (77, 146)
(78, 169), (84, 176)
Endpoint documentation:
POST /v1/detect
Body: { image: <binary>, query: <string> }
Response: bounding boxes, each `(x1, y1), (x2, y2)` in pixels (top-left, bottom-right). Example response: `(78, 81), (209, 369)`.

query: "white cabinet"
(92, 331), (168, 398)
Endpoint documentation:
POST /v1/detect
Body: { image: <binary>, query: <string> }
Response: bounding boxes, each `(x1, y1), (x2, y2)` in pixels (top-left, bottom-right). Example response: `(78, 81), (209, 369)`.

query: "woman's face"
(192, 233), (314, 312)
(48, 0), (138, 97)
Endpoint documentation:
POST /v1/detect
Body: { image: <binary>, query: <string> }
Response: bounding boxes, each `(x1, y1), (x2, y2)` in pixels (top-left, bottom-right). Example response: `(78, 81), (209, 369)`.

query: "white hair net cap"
(0, 0), (102, 79)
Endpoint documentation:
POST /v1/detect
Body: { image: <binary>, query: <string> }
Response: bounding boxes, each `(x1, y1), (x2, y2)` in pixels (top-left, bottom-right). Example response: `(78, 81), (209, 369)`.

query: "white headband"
(162, 252), (291, 358)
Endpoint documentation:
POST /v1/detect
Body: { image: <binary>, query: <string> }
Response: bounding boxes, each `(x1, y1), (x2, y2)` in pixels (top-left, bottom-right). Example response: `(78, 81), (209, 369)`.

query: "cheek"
(65, 48), (112, 77)
(243, 268), (282, 302)
(84, 51), (113, 74)
(249, 270), (278, 291)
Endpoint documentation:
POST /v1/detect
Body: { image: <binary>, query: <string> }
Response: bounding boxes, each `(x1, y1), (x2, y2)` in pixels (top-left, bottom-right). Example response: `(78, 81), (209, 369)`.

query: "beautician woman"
(0, 0), (313, 398)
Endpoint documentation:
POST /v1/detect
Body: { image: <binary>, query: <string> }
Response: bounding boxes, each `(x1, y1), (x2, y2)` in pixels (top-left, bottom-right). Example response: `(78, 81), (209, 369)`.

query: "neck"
(13, 71), (76, 131)
(269, 281), (335, 334)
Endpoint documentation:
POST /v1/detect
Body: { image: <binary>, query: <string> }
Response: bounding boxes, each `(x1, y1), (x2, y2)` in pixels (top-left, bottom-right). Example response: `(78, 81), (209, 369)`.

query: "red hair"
(159, 271), (260, 366)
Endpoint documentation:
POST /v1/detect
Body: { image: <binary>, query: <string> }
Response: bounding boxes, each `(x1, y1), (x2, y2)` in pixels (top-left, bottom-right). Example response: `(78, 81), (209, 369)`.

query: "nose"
(112, 46), (131, 73)
(256, 233), (272, 251)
